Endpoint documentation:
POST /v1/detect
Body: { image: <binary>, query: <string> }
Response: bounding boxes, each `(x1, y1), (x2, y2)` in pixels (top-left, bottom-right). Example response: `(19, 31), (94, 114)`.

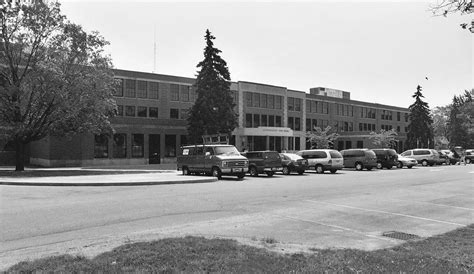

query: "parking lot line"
(303, 200), (467, 227)
(388, 198), (474, 211)
(270, 213), (395, 242)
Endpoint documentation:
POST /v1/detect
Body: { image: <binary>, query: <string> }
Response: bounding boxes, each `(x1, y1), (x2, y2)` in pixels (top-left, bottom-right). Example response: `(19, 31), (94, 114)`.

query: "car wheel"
(376, 162), (382, 169)
(397, 161), (403, 168)
(249, 166), (258, 177)
(212, 167), (222, 179)
(282, 166), (290, 175)
(407, 165), (413, 169)
(330, 169), (337, 174)
(297, 170), (304, 175)
(466, 158), (472, 164)
(182, 167), (190, 175)
(421, 160), (428, 166)
(316, 165), (324, 174)
(355, 163), (363, 171)
(266, 171), (274, 177)
(237, 173), (245, 179)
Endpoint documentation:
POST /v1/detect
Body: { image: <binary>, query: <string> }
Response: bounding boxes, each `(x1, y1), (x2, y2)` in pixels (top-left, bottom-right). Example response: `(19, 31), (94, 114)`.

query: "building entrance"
(149, 134), (161, 164)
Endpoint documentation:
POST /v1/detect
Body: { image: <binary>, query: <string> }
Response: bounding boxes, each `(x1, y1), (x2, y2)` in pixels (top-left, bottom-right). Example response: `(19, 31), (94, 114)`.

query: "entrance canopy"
(234, 127), (294, 137)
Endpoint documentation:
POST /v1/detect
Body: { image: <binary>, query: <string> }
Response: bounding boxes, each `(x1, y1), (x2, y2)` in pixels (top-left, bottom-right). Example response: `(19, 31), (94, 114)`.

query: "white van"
(400, 149), (439, 166)
(296, 149), (344, 174)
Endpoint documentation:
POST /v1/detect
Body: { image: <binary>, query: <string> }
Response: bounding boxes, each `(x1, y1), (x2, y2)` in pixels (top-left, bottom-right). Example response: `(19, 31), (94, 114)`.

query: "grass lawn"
(7, 224), (473, 272)
(0, 170), (159, 177)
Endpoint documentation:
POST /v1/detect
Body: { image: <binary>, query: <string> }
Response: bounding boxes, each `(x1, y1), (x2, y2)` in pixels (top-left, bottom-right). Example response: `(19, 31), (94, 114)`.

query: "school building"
(5, 68), (409, 167)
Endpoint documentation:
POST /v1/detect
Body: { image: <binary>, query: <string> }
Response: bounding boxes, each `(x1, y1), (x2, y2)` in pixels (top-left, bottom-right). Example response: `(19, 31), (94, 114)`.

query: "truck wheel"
(237, 173), (245, 179)
(249, 166), (258, 177)
(282, 166), (290, 175)
(212, 167), (222, 179)
(316, 165), (324, 174)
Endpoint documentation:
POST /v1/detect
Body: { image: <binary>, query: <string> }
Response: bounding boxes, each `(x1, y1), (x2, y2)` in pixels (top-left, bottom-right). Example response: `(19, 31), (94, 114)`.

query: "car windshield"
(214, 146), (240, 155)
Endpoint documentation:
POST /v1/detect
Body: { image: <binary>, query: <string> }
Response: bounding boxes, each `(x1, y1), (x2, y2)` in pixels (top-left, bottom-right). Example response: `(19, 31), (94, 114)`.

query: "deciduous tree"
(0, 1), (116, 171)
(306, 126), (339, 149)
(430, 0), (473, 32)
(369, 129), (398, 148)
(187, 29), (237, 143)
(447, 89), (473, 148)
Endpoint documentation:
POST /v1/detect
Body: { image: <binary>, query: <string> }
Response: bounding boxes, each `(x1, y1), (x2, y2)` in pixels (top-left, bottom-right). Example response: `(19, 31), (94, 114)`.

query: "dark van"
(372, 149), (398, 169)
(241, 151), (282, 177)
(177, 145), (248, 179)
(340, 149), (377, 171)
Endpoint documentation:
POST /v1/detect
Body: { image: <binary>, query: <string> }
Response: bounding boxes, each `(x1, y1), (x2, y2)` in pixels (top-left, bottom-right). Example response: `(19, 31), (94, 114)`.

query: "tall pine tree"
(406, 85), (434, 149)
(187, 30), (238, 143)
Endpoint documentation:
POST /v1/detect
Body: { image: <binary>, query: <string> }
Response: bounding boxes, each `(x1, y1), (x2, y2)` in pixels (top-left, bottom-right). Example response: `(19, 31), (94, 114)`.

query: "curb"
(0, 177), (218, 187)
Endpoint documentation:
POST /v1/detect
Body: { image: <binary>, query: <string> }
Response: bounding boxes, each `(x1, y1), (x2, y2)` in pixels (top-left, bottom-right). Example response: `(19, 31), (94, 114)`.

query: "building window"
(288, 117), (294, 130)
(125, 79), (136, 97)
(165, 134), (176, 157)
(357, 140), (363, 148)
(137, 106), (147, 117)
(288, 97), (294, 111)
(275, 96), (282, 109)
(116, 105), (123, 116)
(94, 134), (108, 158)
(114, 79), (124, 97)
(268, 95), (274, 109)
(345, 141), (352, 149)
(245, 92), (252, 107)
(295, 98), (301, 112)
(295, 137), (300, 150)
(137, 80), (147, 98)
(148, 82), (159, 99)
(260, 94), (267, 108)
(180, 85), (190, 102)
(246, 113), (252, 128)
(113, 133), (127, 158)
(261, 115), (268, 127)
(170, 108), (179, 119)
(180, 109), (188, 120)
(170, 84), (179, 101)
(323, 102), (328, 114)
(149, 107), (158, 118)
(306, 119), (311, 132)
(252, 93), (260, 107)
(269, 115), (275, 127)
(125, 106), (135, 117)
(132, 134), (144, 158)
(295, 117), (301, 131)
(253, 114), (260, 128)
(276, 116), (282, 127)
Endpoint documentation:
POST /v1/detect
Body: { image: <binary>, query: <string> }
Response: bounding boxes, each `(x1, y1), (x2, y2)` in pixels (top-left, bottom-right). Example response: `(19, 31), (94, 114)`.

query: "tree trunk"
(15, 140), (25, 172)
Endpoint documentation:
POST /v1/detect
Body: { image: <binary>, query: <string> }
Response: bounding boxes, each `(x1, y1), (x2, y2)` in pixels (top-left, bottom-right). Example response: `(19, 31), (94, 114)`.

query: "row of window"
(287, 97), (302, 112)
(244, 92), (283, 109)
(287, 116), (301, 131)
(245, 113), (283, 128)
(305, 119), (330, 131)
(334, 121), (354, 132)
(359, 123), (376, 131)
(116, 105), (189, 120)
(335, 104), (354, 117)
(114, 79), (197, 102)
(381, 110), (393, 120)
(360, 107), (377, 119)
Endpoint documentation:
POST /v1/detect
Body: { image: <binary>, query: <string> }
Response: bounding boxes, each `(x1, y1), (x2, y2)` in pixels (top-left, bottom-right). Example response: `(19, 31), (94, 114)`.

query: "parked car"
(371, 149), (398, 169)
(296, 149), (344, 174)
(279, 153), (308, 175)
(465, 149), (473, 164)
(241, 151), (282, 177)
(340, 149), (377, 171)
(177, 144), (248, 179)
(440, 149), (459, 165)
(400, 149), (440, 166)
(396, 154), (418, 168)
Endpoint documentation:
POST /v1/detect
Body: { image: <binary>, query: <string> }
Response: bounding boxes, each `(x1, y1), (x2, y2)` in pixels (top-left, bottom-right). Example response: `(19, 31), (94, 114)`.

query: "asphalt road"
(1, 165), (473, 269)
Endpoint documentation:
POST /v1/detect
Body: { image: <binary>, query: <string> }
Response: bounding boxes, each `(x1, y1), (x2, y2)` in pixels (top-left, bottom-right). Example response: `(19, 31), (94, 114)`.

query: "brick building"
(19, 68), (409, 167)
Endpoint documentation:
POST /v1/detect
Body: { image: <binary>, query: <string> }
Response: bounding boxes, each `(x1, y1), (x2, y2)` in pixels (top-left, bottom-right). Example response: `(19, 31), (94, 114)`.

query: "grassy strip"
(8, 224), (473, 272)
(0, 170), (158, 177)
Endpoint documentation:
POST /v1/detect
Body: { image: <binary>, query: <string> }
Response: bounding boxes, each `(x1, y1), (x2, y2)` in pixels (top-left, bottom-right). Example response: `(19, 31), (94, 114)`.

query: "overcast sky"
(59, 0), (472, 108)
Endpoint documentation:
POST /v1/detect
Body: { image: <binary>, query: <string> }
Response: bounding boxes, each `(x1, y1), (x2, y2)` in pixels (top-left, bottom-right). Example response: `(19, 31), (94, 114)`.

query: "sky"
(59, 0), (472, 108)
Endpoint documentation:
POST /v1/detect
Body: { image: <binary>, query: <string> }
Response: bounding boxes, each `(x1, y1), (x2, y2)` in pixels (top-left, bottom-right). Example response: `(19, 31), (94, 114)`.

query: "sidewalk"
(0, 166), (218, 186)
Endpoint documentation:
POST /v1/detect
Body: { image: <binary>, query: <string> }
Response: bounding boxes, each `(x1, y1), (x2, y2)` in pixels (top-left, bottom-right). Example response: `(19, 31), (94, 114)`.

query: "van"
(371, 149), (398, 169)
(340, 149), (377, 171)
(241, 151), (282, 177)
(400, 149), (439, 166)
(296, 149), (343, 174)
(177, 145), (248, 179)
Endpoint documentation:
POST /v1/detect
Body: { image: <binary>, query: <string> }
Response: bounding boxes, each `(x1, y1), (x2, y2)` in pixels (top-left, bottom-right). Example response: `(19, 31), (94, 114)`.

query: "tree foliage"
(406, 85), (434, 149)
(431, 106), (450, 149)
(0, 1), (116, 170)
(306, 126), (339, 149)
(187, 29), (237, 144)
(447, 89), (473, 148)
(430, 0), (473, 31)
(368, 129), (398, 148)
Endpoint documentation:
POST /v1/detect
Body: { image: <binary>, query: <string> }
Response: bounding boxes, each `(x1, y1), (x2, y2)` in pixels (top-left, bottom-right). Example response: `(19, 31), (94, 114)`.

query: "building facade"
(24, 69), (409, 167)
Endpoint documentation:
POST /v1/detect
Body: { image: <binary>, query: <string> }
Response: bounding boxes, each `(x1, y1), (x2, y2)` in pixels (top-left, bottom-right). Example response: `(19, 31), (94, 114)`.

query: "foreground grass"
(8, 225), (473, 273)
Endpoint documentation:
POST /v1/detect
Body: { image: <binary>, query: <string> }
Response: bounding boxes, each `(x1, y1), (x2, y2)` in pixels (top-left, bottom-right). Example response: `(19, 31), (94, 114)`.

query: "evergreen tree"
(406, 85), (434, 149)
(187, 29), (237, 143)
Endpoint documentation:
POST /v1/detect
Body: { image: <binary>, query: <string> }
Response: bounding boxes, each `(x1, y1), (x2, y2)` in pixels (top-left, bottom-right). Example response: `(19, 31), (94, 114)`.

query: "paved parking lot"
(0, 165), (472, 269)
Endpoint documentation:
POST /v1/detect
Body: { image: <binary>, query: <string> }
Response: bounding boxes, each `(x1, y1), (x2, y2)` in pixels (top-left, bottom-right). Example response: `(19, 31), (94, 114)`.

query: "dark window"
(180, 85), (190, 102)
(246, 113), (252, 128)
(114, 79), (124, 97)
(125, 106), (135, 117)
(397, 112), (401, 121)
(125, 79), (136, 97)
(260, 94), (267, 108)
(132, 134), (144, 158)
(295, 117), (301, 131)
(170, 108), (179, 119)
(149, 107), (158, 118)
(253, 114), (260, 127)
(295, 137), (300, 150)
(137, 106), (147, 117)
(288, 117), (294, 130)
(306, 119), (311, 132)
(268, 95), (274, 109)
(345, 141), (352, 149)
(295, 98), (301, 111)
(245, 92), (252, 107)
(275, 96), (282, 109)
(269, 115), (275, 127)
(148, 82), (159, 99)
(338, 141), (344, 150)
(165, 135), (176, 157)
(252, 93), (260, 107)
(180, 135), (188, 146)
(113, 133), (127, 158)
(137, 80), (147, 98)
(94, 134), (108, 158)
(261, 114), (268, 126)
(170, 84), (179, 101)
(357, 140), (364, 148)
(288, 97), (294, 111)
(276, 116), (282, 127)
